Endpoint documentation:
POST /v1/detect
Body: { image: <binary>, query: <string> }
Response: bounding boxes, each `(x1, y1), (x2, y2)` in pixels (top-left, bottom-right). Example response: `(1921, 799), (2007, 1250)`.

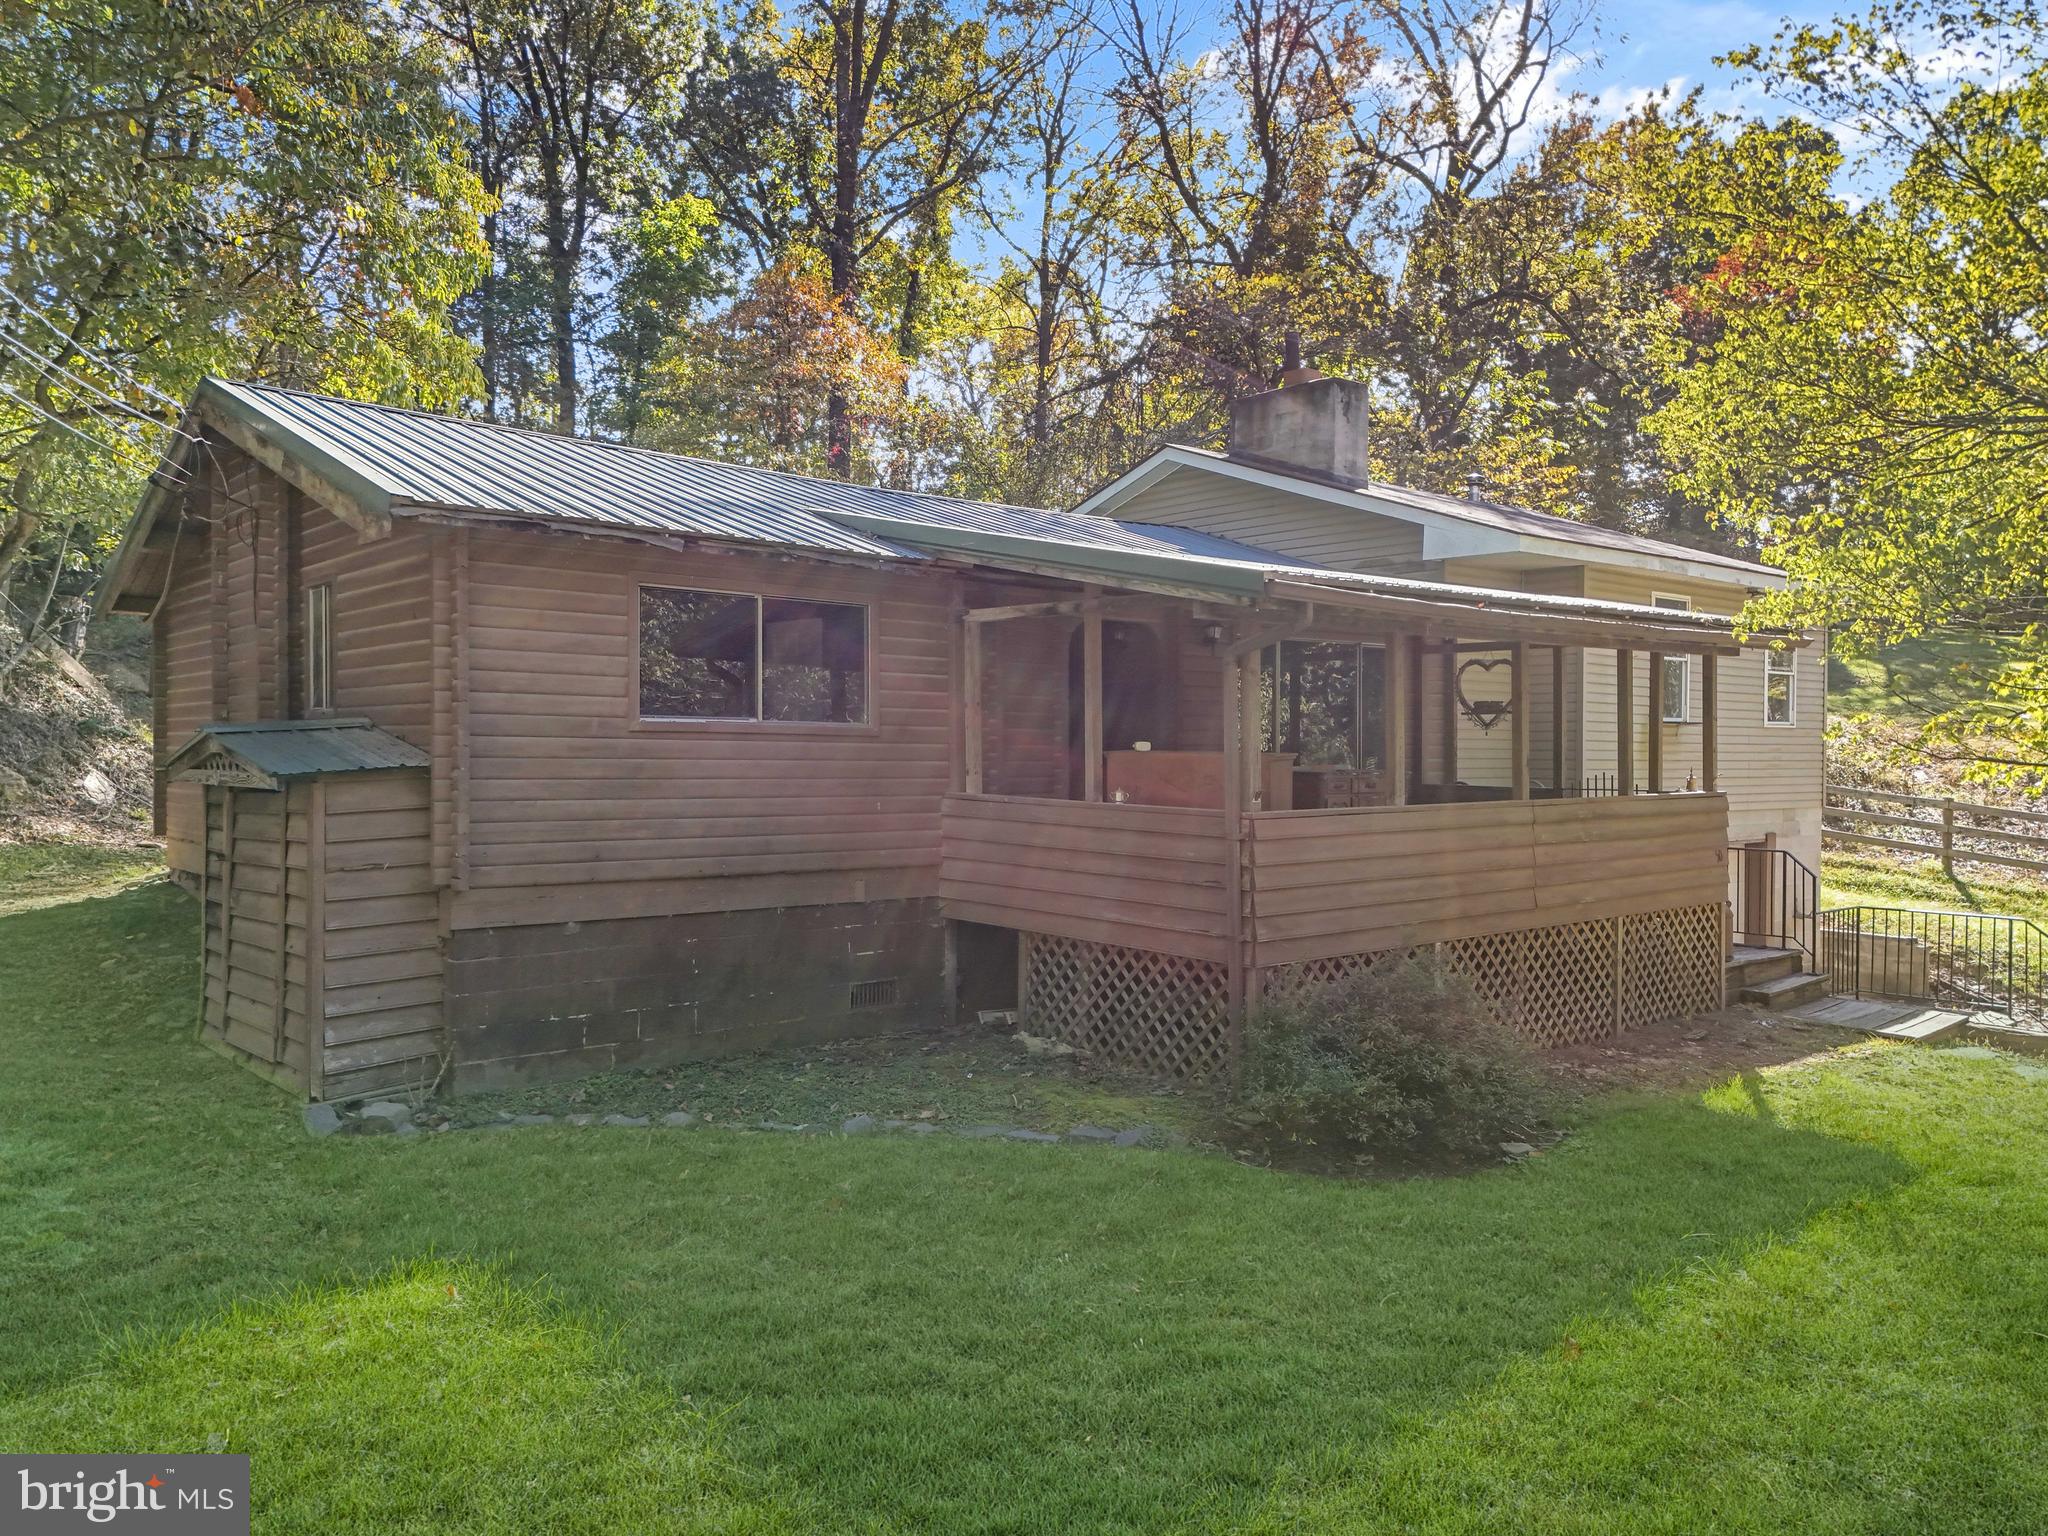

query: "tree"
(0, 0), (487, 632)
(1648, 0), (2048, 772)
(679, 0), (1039, 474)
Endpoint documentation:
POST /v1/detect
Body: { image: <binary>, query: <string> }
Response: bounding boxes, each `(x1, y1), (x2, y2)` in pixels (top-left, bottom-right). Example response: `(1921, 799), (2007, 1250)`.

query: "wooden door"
(201, 784), (309, 1090)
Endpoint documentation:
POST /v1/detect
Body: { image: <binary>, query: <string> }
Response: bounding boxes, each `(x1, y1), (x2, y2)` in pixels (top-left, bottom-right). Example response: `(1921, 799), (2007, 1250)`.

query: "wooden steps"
(1727, 945), (1828, 1009)
(1778, 994), (1970, 1043)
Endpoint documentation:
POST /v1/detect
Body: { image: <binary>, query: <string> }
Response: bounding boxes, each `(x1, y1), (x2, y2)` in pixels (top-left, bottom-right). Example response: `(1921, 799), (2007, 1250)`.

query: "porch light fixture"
(1200, 620), (1226, 647)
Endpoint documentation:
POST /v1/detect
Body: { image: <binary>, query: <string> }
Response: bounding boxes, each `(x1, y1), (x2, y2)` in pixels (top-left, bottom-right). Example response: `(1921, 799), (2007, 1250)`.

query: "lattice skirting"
(1020, 935), (1232, 1080)
(1262, 903), (1726, 1049)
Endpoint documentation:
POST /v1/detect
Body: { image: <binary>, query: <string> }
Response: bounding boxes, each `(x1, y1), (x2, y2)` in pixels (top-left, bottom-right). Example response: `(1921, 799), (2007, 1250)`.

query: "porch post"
(1385, 632), (1410, 805)
(1221, 637), (1248, 1037)
(1646, 651), (1665, 794)
(1239, 650), (1264, 809)
(1702, 652), (1720, 792)
(963, 618), (984, 794)
(1551, 646), (1566, 792)
(1616, 648), (1635, 795)
(1406, 640), (1426, 793)
(1440, 640), (1459, 792)
(1509, 641), (1530, 801)
(1082, 608), (1104, 801)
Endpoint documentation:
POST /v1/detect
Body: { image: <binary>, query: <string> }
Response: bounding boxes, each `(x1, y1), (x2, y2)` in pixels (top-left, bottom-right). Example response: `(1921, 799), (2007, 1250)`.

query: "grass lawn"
(1823, 849), (2048, 927)
(4, 850), (2048, 1533)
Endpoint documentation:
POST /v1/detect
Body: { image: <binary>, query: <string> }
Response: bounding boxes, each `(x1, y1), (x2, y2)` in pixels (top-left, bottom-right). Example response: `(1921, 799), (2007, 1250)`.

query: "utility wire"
(0, 283), (188, 413)
(0, 323), (201, 447)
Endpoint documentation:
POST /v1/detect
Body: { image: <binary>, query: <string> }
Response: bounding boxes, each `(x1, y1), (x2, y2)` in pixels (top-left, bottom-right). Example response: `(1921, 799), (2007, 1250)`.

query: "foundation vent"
(849, 978), (900, 1010)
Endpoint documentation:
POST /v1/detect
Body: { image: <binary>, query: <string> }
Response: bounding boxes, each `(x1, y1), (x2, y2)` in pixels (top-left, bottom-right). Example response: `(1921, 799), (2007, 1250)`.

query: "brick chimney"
(1227, 334), (1371, 486)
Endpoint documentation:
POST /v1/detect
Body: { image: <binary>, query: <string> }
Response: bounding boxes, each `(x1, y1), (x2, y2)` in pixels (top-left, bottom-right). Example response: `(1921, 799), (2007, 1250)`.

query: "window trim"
(1763, 646), (1797, 728)
(1650, 593), (1692, 724)
(631, 580), (876, 733)
(304, 583), (333, 716)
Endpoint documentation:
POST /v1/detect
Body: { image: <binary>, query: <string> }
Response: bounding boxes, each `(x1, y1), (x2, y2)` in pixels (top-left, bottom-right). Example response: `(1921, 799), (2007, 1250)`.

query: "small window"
(1652, 594), (1690, 723)
(1765, 647), (1796, 726)
(639, 585), (868, 724)
(305, 584), (333, 713)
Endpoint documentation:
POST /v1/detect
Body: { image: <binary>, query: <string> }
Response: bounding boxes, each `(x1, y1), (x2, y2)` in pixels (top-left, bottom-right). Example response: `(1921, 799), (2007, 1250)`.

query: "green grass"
(451, 1033), (1208, 1139)
(4, 852), (2047, 1533)
(0, 838), (163, 915)
(1827, 633), (2027, 723)
(1824, 849), (2048, 926)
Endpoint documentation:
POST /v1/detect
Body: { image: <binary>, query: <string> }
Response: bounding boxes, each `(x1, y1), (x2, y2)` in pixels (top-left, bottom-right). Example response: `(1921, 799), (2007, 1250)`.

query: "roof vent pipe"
(1228, 336), (1369, 485)
(1465, 471), (1485, 503)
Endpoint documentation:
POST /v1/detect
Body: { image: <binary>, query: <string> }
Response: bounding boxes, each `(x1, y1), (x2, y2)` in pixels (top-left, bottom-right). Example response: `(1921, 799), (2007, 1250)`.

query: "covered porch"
(937, 559), (1786, 1077)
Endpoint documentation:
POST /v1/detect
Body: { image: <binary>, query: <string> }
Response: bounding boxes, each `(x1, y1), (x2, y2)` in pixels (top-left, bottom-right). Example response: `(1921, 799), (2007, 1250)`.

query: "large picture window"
(1764, 647), (1796, 726)
(638, 585), (868, 724)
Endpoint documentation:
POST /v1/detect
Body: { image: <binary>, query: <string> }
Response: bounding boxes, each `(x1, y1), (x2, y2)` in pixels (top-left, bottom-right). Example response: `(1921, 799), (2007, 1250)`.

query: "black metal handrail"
(1819, 906), (2048, 1023)
(1729, 844), (1821, 971)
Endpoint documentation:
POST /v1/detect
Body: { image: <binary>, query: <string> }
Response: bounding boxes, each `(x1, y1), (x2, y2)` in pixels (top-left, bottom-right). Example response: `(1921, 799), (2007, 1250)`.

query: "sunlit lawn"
(1824, 848), (2048, 927)
(4, 848), (2046, 1533)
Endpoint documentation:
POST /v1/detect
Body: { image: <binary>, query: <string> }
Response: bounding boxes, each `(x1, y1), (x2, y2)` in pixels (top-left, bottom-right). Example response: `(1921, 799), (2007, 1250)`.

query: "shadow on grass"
(1, 881), (1916, 1535)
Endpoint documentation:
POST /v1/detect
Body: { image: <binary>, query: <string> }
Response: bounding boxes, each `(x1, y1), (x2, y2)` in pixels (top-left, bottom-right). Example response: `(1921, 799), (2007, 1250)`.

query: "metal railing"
(1729, 844), (1821, 971)
(1819, 906), (2048, 1024)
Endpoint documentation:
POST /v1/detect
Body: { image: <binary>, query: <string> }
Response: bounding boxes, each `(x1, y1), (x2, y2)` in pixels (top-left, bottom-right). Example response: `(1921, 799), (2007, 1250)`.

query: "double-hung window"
(638, 585), (869, 724)
(1651, 594), (1690, 723)
(1764, 647), (1796, 726)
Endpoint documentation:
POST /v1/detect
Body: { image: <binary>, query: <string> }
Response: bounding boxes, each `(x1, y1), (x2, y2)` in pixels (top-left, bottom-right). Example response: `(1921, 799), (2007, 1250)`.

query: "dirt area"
(1547, 1005), (1860, 1093)
(0, 612), (156, 847)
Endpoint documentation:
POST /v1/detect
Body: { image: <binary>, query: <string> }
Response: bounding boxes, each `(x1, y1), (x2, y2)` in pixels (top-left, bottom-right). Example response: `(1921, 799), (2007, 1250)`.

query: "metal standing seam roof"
(165, 718), (431, 780)
(186, 379), (1775, 638)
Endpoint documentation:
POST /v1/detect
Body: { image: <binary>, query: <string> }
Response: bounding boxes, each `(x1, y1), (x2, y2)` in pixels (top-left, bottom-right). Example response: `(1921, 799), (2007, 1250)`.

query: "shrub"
(1230, 955), (1557, 1165)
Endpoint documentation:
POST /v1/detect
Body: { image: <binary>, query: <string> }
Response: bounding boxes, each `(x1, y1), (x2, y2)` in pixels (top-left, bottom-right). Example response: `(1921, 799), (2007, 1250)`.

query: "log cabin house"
(98, 371), (1821, 1099)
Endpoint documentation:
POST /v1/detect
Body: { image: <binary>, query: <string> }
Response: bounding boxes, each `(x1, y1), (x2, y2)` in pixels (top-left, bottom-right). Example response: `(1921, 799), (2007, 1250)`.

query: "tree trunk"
(540, 144), (578, 433)
(824, 0), (864, 478)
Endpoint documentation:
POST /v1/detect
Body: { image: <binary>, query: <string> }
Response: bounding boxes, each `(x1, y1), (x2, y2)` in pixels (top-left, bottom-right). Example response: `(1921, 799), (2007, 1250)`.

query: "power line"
(0, 283), (187, 412)
(0, 323), (201, 448)
(0, 381), (188, 485)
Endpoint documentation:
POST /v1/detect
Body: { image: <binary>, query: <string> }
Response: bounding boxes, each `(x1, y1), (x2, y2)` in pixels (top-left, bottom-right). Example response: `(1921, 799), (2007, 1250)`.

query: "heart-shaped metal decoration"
(1455, 656), (1514, 732)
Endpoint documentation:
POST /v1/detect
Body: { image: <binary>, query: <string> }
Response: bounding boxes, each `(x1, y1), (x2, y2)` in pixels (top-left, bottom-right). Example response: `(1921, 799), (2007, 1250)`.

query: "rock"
(661, 1111), (698, 1128)
(1500, 1141), (1536, 1158)
(1012, 1031), (1075, 1058)
(899, 1122), (937, 1136)
(394, 1121), (421, 1137)
(303, 1103), (344, 1137)
(0, 765), (28, 808)
(601, 1113), (650, 1127)
(1063, 1124), (1118, 1144)
(841, 1114), (879, 1135)
(349, 1116), (395, 1136)
(510, 1113), (555, 1126)
(759, 1120), (809, 1133)
(74, 767), (118, 807)
(1112, 1126), (1155, 1148)
(1682, 1028), (1709, 1042)
(360, 1100), (413, 1126)
(960, 1124), (1010, 1139)
(1003, 1128), (1059, 1143)
(566, 1114), (596, 1126)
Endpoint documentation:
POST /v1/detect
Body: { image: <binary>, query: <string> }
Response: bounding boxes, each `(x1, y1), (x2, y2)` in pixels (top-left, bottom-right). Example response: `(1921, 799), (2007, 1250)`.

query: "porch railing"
(1819, 906), (2048, 1024)
(1729, 844), (1820, 971)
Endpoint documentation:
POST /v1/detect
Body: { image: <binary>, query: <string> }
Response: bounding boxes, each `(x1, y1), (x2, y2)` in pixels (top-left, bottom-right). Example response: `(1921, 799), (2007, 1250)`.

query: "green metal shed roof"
(165, 719), (430, 784)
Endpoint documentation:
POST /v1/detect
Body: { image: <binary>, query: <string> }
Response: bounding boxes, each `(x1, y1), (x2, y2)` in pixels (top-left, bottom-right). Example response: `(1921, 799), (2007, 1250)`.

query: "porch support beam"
(963, 617), (984, 795)
(1221, 637), (1249, 1041)
(1083, 607), (1104, 802)
(1550, 646), (1566, 792)
(1702, 652), (1720, 792)
(963, 593), (1166, 625)
(1509, 642), (1531, 801)
(1238, 650), (1264, 809)
(1385, 633), (1410, 805)
(1616, 648), (1635, 795)
(1406, 641), (1426, 794)
(1646, 652), (1665, 794)
(1440, 641), (1459, 790)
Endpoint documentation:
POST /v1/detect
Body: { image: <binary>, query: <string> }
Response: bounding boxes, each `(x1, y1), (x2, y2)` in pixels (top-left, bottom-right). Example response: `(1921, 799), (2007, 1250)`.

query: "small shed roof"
(165, 719), (430, 789)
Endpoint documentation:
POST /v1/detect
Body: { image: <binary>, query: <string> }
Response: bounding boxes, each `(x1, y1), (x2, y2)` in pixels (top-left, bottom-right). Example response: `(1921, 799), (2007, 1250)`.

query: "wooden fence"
(1824, 783), (2048, 877)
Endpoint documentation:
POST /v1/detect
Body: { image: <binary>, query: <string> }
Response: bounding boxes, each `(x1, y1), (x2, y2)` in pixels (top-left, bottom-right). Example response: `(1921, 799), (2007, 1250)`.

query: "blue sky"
(1562, 2), (1840, 120)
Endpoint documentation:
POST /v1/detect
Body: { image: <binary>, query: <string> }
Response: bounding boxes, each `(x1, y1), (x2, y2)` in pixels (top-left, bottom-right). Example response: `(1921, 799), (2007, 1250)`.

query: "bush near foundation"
(1231, 956), (1557, 1165)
